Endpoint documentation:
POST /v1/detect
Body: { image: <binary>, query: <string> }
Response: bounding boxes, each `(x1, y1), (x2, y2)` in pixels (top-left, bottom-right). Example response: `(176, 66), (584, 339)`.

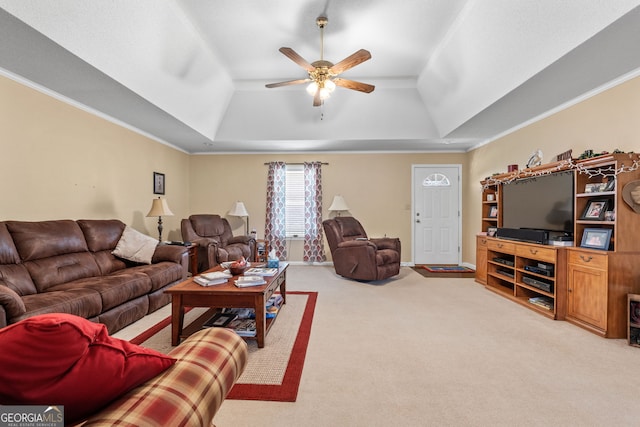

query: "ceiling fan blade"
(279, 47), (316, 72)
(265, 78), (311, 89)
(329, 49), (371, 75)
(333, 78), (375, 93)
(313, 89), (322, 107)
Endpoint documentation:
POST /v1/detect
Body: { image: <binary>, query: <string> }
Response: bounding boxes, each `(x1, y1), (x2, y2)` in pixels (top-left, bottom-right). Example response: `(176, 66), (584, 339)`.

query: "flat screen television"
(501, 171), (574, 234)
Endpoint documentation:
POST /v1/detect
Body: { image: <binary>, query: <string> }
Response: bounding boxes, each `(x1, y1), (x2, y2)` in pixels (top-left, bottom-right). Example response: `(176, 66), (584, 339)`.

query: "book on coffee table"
(194, 271), (232, 286)
(244, 267), (278, 276)
(234, 275), (266, 287)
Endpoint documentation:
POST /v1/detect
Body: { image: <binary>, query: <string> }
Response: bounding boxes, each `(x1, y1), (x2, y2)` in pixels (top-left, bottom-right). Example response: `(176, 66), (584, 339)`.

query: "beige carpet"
(115, 294), (311, 387)
(117, 266), (640, 427)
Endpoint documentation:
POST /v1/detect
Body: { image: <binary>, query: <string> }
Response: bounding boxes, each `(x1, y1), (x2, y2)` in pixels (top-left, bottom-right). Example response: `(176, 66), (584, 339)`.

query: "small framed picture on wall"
(153, 172), (165, 195)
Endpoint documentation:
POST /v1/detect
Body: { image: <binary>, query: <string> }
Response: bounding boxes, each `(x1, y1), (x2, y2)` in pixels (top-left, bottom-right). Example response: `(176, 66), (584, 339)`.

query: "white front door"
(412, 165), (461, 265)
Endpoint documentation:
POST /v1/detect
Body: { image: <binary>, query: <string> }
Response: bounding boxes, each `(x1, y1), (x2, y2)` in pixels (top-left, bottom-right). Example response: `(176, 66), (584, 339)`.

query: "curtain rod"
(263, 162), (329, 165)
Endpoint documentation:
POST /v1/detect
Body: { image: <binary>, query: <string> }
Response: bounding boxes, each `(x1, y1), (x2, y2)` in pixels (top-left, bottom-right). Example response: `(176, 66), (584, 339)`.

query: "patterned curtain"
(303, 162), (326, 262)
(265, 162), (287, 260)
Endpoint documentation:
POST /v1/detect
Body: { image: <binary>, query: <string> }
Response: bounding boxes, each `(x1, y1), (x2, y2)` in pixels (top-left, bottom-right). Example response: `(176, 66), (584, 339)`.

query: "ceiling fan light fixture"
(306, 81), (318, 96)
(319, 86), (331, 100)
(324, 79), (336, 93)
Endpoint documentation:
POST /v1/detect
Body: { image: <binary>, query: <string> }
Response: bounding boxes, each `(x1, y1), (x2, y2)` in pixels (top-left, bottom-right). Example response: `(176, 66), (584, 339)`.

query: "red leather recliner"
(322, 216), (401, 281)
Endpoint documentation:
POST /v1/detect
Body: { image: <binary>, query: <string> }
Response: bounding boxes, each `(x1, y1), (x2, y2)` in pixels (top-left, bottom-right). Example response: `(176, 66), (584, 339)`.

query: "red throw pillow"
(0, 313), (176, 424)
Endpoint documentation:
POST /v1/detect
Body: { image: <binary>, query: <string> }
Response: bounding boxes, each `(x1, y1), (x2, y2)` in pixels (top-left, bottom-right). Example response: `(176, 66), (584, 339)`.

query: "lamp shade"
(146, 197), (174, 217)
(228, 201), (249, 217)
(328, 195), (350, 212)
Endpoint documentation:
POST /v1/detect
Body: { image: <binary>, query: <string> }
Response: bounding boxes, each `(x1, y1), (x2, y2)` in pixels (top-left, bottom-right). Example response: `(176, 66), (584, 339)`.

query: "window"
(422, 173), (450, 187)
(285, 165), (305, 238)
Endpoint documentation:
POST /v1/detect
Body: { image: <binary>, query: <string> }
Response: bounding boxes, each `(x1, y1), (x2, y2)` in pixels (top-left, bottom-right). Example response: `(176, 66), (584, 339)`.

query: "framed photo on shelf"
(488, 206), (498, 218)
(153, 172), (165, 195)
(584, 183), (605, 193)
(580, 228), (612, 250)
(580, 199), (608, 220)
(487, 226), (497, 237)
(603, 178), (616, 192)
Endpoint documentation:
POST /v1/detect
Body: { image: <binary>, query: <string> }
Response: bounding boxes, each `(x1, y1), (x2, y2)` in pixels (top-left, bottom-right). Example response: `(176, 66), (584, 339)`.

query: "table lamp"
(146, 197), (174, 241)
(229, 201), (249, 235)
(328, 195), (350, 216)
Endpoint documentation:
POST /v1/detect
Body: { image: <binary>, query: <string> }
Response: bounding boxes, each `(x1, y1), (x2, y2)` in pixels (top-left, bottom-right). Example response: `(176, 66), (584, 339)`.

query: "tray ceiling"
(1, 1), (640, 153)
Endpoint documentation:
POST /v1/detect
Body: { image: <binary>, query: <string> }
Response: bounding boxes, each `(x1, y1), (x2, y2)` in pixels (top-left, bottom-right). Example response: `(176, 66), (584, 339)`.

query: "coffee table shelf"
(166, 263), (288, 348)
(180, 307), (281, 344)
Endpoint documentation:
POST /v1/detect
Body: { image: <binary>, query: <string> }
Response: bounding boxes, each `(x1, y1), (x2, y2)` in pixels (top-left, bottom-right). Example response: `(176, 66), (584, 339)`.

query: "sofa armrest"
(81, 327), (248, 426)
(151, 244), (188, 264)
(0, 285), (26, 321)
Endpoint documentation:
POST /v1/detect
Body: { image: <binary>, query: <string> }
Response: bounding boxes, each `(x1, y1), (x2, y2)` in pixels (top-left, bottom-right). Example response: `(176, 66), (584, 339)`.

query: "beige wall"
(3, 71), (639, 265)
(466, 75), (640, 265)
(0, 75), (190, 241)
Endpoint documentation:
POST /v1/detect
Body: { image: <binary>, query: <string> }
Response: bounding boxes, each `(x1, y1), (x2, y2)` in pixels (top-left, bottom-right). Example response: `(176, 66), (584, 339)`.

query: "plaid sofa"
(80, 327), (248, 426)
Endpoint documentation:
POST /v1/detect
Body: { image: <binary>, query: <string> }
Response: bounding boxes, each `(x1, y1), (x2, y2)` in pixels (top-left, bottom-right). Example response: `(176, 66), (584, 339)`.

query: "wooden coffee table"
(165, 263), (288, 348)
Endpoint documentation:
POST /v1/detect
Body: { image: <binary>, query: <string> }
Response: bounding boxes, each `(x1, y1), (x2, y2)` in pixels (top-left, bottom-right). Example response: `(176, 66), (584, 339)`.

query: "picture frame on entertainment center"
(580, 228), (612, 250)
(488, 206), (498, 218)
(580, 200), (608, 220)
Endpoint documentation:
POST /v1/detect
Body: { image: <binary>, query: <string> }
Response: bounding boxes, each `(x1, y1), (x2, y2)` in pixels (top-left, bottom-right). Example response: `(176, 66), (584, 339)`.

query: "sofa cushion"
(24, 252), (101, 293)
(128, 262), (184, 292)
(0, 313), (176, 424)
(6, 220), (89, 261)
(78, 219), (126, 252)
(18, 288), (103, 322)
(49, 271), (152, 311)
(112, 226), (158, 264)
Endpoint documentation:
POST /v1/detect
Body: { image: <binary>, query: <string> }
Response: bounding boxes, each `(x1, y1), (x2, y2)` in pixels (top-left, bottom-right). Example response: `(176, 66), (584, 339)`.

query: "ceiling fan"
(266, 16), (375, 107)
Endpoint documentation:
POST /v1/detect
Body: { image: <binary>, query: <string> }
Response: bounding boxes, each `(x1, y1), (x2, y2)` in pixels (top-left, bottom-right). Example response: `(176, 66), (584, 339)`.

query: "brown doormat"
(423, 265), (474, 273)
(413, 266), (475, 278)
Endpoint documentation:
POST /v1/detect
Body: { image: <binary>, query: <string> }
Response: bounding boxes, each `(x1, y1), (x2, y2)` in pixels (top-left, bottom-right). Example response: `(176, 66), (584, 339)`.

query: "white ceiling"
(1, 1), (640, 154)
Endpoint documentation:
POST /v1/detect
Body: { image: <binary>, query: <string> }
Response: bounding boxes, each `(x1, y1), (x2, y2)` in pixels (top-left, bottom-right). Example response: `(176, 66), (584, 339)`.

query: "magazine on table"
(244, 267), (278, 276)
(234, 275), (266, 287)
(227, 318), (256, 336)
(203, 311), (237, 328)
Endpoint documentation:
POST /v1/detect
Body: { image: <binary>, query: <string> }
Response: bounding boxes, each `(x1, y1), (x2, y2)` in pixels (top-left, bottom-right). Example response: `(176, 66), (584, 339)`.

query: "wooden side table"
(254, 240), (269, 263)
(186, 243), (198, 275)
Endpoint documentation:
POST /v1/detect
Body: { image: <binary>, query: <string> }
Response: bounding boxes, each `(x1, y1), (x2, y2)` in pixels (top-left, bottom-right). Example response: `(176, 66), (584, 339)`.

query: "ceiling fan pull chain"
(320, 21), (324, 60)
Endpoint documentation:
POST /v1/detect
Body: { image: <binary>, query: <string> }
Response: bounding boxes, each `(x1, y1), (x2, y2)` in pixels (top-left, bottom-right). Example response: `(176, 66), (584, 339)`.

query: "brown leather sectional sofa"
(0, 219), (188, 333)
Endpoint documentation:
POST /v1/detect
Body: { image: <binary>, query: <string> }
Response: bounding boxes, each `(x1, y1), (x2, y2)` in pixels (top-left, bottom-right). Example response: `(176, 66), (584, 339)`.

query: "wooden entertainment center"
(476, 153), (640, 338)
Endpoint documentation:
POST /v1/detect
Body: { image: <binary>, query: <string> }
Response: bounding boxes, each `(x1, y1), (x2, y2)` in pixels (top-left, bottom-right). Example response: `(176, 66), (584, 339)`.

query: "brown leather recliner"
(322, 216), (401, 281)
(181, 214), (255, 272)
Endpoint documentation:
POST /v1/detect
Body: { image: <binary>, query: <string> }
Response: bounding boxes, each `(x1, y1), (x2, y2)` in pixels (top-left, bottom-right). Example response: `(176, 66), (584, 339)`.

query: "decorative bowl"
(229, 264), (248, 276)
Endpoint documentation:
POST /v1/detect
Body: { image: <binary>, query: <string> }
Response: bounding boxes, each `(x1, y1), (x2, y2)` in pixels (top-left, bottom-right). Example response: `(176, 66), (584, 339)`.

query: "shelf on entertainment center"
(484, 237), (566, 320)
